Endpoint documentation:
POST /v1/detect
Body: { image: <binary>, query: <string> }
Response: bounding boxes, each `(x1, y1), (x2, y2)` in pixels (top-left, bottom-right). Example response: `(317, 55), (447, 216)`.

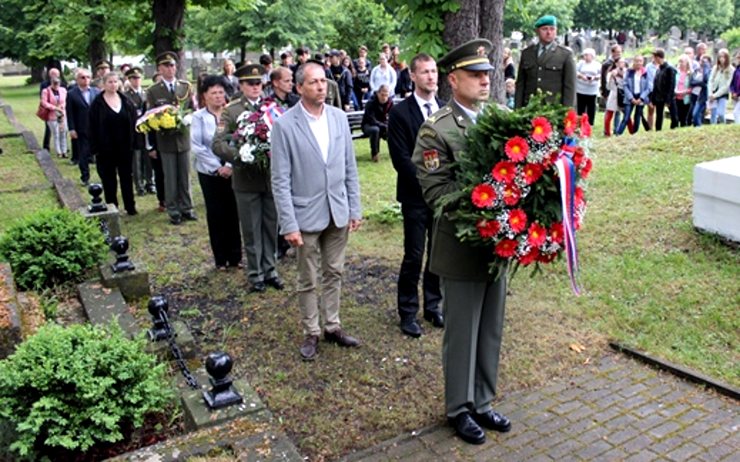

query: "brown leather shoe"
(324, 329), (361, 347)
(300, 335), (319, 361)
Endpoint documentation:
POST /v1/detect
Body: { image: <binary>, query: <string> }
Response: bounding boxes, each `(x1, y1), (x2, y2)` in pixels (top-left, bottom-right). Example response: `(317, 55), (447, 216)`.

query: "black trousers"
(150, 153), (165, 205)
(676, 99), (691, 127)
(198, 172), (242, 267)
(77, 135), (92, 182)
(654, 100), (678, 131)
(43, 123), (51, 150)
(576, 93), (597, 125)
(398, 203), (442, 320)
(96, 151), (135, 214)
(362, 124), (387, 156)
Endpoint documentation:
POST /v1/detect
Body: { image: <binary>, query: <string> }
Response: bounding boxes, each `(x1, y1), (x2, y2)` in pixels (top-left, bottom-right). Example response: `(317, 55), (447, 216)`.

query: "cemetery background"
(0, 60), (738, 460)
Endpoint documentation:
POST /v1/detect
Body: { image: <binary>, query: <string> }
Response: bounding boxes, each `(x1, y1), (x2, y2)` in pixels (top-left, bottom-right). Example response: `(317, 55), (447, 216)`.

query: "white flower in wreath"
(239, 144), (255, 163)
(181, 114), (192, 126)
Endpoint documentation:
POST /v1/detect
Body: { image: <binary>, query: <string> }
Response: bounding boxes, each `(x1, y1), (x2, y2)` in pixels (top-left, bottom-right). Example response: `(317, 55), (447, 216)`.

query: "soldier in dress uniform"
(212, 64), (284, 294)
(92, 60), (111, 89)
(515, 15), (576, 108)
(124, 67), (153, 196)
(412, 39), (512, 446)
(145, 51), (196, 225)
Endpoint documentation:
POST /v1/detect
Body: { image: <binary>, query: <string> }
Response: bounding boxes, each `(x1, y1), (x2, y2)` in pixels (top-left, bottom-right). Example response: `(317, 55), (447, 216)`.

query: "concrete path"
(344, 353), (739, 461)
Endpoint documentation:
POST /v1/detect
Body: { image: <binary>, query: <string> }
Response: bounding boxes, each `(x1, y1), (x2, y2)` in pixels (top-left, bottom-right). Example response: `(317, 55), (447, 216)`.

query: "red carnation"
(538, 251), (558, 263)
(527, 222), (547, 247)
(471, 183), (496, 208)
(508, 209), (527, 233)
(573, 146), (585, 167)
(492, 161), (516, 183)
(575, 186), (585, 208)
(530, 117), (553, 143)
(518, 248), (540, 266)
(504, 136), (529, 162)
(502, 183), (521, 206)
(495, 239), (518, 258)
(523, 163), (543, 185)
(579, 158), (593, 179)
(549, 222), (564, 244)
(476, 219), (501, 239)
(563, 109), (577, 136)
(580, 113), (592, 138)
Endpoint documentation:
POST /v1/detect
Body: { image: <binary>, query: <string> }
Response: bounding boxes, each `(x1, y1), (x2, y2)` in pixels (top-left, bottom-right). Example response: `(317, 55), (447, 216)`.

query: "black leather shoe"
(423, 310), (444, 328)
(449, 412), (486, 445)
(473, 410), (512, 433)
(249, 281), (266, 293)
(170, 216), (182, 225)
(300, 335), (319, 361)
(324, 329), (361, 347)
(265, 277), (285, 290)
(182, 212), (198, 221)
(400, 318), (422, 338)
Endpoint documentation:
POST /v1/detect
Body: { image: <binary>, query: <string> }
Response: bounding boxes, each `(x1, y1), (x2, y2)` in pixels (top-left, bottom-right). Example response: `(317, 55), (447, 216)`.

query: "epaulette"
(427, 106), (452, 125)
(557, 44), (574, 53)
(226, 98), (242, 108)
(178, 79), (191, 86)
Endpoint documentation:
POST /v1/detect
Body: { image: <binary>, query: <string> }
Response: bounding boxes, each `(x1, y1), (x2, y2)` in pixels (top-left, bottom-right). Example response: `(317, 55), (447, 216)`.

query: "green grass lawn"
(0, 75), (738, 460)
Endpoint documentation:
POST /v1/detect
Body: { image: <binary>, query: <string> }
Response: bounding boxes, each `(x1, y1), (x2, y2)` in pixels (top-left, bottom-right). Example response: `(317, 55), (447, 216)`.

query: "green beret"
(437, 39), (494, 73)
(534, 15), (558, 28)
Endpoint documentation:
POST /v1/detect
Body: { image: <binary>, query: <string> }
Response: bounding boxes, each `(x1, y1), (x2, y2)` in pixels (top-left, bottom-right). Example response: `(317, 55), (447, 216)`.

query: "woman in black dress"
(89, 72), (138, 215)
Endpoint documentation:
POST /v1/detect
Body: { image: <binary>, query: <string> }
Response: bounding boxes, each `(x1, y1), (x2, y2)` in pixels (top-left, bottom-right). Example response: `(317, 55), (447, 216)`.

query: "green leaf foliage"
(0, 208), (107, 290)
(326, 0), (400, 56)
(0, 323), (174, 458)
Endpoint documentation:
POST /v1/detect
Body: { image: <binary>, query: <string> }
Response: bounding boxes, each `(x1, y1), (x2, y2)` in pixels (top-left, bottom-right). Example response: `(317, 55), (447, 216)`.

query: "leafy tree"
(248, 0), (332, 56)
(573, 0), (659, 38)
(326, 0), (400, 56)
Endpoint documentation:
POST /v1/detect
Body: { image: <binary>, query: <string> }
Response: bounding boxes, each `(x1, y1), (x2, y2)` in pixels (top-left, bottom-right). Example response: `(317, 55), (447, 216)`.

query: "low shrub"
(0, 322), (175, 459)
(0, 208), (107, 290)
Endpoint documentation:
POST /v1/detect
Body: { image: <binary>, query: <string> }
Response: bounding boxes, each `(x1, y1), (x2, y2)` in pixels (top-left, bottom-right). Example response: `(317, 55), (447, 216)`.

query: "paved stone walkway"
(345, 353), (739, 461)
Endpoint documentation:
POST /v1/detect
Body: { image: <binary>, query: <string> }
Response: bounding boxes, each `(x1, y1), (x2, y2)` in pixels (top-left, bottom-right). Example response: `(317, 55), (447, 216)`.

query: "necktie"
(538, 45), (546, 57)
(169, 83), (175, 94)
(424, 102), (432, 118)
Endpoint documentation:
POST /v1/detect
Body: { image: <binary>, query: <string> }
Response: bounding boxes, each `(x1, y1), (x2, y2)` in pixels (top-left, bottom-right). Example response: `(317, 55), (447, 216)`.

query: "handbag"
(36, 89), (50, 120)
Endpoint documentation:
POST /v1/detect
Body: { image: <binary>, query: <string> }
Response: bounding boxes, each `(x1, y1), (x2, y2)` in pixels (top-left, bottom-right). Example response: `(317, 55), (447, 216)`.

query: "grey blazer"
(271, 103), (362, 235)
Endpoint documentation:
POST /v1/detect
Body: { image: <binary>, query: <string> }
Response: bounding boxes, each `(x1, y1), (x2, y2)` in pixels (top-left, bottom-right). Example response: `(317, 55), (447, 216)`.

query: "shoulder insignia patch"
(419, 127), (437, 139)
(423, 149), (440, 171)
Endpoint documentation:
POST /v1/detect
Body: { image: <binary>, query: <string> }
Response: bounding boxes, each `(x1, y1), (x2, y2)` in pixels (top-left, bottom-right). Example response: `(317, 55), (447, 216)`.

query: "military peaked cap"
(437, 39), (494, 72)
(235, 64), (265, 82)
(125, 67), (143, 78)
(156, 51), (178, 66)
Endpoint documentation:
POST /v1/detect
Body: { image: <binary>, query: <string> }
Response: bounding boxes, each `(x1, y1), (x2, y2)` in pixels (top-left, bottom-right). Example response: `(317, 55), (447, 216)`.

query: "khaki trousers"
(296, 221), (349, 336)
(441, 276), (507, 418)
(160, 150), (193, 218)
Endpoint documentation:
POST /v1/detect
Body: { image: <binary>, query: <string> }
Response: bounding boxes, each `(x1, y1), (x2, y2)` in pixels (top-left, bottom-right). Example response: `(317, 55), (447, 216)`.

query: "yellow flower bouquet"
(135, 104), (191, 134)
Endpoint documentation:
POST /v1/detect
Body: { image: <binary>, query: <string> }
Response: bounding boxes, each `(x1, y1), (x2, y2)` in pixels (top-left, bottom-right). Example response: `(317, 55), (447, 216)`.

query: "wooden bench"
(347, 111), (366, 140)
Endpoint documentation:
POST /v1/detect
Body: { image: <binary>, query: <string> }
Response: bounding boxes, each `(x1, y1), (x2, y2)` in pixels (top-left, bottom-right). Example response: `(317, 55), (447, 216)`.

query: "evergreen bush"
(0, 208), (107, 290)
(0, 323), (174, 458)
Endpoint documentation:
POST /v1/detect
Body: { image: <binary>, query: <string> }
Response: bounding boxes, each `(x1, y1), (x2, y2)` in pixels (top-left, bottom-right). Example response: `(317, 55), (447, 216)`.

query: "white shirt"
(633, 72), (642, 99)
(454, 99), (479, 124)
(300, 102), (330, 164)
(414, 92), (439, 120)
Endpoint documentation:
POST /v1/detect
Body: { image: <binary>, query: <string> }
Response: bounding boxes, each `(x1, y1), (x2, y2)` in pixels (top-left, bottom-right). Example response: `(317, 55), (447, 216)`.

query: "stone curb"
(610, 341), (740, 401)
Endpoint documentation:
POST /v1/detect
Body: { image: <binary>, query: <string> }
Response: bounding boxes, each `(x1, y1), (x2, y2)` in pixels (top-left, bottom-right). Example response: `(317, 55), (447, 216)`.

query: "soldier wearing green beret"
(146, 51), (196, 225)
(515, 15), (576, 108)
(412, 39), (512, 446)
(212, 64), (284, 294)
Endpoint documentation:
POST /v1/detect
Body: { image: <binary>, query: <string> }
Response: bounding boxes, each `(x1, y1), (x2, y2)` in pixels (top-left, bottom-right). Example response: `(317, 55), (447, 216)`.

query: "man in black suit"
(388, 53), (444, 338)
(66, 68), (100, 185)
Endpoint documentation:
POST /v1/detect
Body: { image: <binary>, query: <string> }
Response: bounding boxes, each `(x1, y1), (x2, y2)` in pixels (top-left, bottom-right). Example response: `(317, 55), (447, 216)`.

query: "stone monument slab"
(100, 263), (150, 301)
(693, 156), (740, 242)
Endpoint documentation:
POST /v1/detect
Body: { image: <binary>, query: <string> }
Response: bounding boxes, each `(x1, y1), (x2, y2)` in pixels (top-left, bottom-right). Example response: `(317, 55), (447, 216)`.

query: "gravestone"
(592, 35), (604, 56)
(693, 156), (740, 243)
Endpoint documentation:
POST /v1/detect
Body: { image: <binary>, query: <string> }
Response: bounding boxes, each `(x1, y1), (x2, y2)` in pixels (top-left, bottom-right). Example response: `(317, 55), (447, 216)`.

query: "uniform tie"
(169, 83), (175, 94)
(424, 102), (432, 118)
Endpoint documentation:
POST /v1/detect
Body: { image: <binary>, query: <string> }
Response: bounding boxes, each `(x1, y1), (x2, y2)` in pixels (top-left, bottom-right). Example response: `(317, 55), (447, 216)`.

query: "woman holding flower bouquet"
(191, 75), (242, 270)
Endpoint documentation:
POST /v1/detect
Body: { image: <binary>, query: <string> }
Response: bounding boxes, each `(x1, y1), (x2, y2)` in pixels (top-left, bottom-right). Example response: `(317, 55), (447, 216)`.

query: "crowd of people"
(33, 24), (739, 447)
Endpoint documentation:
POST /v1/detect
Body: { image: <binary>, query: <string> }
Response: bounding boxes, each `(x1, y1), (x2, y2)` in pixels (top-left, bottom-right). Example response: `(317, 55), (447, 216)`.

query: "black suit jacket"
(388, 94), (444, 206)
(65, 86), (100, 138)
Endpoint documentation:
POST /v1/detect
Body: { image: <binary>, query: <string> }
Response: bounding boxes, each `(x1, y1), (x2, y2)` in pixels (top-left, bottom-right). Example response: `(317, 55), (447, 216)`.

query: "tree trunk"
(480, 0), (505, 104)
(240, 45), (247, 66)
(440, 0), (480, 100)
(30, 65), (44, 84)
(87, 11), (107, 67)
(153, 0), (186, 79)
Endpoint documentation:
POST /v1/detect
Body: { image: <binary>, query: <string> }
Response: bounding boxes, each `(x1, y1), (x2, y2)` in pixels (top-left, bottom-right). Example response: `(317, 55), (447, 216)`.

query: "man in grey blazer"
(271, 61), (363, 361)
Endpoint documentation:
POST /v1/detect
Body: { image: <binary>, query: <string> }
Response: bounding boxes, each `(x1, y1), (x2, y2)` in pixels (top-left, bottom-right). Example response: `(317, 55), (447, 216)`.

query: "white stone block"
(693, 156), (740, 243)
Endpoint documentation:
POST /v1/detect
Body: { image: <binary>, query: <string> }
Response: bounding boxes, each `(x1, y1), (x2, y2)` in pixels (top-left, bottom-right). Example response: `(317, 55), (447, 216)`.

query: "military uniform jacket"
(515, 43), (576, 108)
(412, 101), (497, 281)
(211, 97), (270, 193)
(146, 79), (193, 153)
(124, 87), (147, 150)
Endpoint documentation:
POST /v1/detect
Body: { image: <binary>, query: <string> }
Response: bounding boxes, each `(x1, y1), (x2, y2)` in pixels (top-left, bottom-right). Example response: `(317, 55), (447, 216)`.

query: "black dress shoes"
(324, 329), (361, 347)
(449, 412), (486, 445)
(249, 281), (266, 293)
(473, 409), (512, 433)
(170, 216), (182, 225)
(300, 335), (319, 361)
(182, 212), (198, 221)
(400, 318), (422, 338)
(423, 310), (444, 328)
(265, 277), (285, 290)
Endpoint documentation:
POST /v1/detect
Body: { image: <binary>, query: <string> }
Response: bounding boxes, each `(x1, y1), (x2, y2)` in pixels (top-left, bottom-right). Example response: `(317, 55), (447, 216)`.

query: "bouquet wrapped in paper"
(230, 98), (286, 170)
(135, 104), (192, 134)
